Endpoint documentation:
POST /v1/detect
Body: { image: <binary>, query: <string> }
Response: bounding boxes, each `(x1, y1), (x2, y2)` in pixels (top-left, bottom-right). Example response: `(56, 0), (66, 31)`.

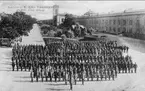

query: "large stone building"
(75, 10), (145, 34)
(52, 5), (145, 35)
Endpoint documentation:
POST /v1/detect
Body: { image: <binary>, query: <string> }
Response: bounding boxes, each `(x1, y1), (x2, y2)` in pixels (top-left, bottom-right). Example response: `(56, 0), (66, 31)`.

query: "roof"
(76, 9), (145, 18)
(84, 10), (97, 16)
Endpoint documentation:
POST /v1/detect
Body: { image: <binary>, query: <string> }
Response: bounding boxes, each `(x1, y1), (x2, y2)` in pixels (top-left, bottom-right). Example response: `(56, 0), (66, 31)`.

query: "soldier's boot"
(135, 69), (137, 73)
(70, 83), (72, 90)
(42, 77), (43, 82)
(91, 76), (93, 81)
(119, 70), (120, 73)
(87, 77), (89, 81)
(17, 67), (18, 71)
(65, 80), (67, 85)
(79, 77), (81, 81)
(46, 77), (48, 82)
(109, 76), (110, 80)
(112, 76), (114, 80)
(105, 76), (107, 80)
(62, 76), (64, 81)
(82, 80), (84, 85)
(21, 67), (22, 71)
(59, 76), (61, 81)
(36, 77), (38, 82)
(115, 73), (117, 78)
(50, 77), (52, 82)
(12, 67), (14, 71)
(122, 70), (124, 73)
(101, 77), (103, 81)
(31, 77), (33, 82)
(55, 77), (57, 82)
(75, 80), (76, 85)
(97, 76), (99, 81)
(131, 69), (133, 73)
(128, 69), (130, 73)
(125, 69), (127, 73)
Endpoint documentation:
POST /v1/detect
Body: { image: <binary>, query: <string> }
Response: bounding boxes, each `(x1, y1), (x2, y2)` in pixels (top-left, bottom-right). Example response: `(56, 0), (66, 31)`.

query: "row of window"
(86, 19), (140, 26)
(105, 27), (133, 33)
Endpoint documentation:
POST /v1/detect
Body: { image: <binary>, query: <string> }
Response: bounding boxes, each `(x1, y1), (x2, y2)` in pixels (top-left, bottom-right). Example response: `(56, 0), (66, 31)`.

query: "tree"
(65, 29), (74, 38)
(0, 11), (36, 39)
(59, 14), (76, 29)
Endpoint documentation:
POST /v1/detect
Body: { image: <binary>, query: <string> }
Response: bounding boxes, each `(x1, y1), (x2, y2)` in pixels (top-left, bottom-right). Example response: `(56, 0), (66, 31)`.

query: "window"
(118, 28), (120, 32)
(136, 20), (140, 25)
(105, 20), (108, 24)
(109, 27), (112, 31)
(113, 28), (116, 32)
(129, 28), (132, 32)
(102, 20), (103, 22)
(118, 20), (120, 25)
(62, 18), (64, 22)
(106, 27), (108, 31)
(123, 27), (126, 32)
(113, 20), (116, 25)
(109, 20), (112, 24)
(96, 20), (98, 24)
(129, 20), (133, 25)
(123, 20), (126, 25)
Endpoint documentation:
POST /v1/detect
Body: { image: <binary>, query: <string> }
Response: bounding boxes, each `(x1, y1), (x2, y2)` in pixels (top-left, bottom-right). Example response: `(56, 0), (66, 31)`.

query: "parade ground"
(0, 24), (145, 91)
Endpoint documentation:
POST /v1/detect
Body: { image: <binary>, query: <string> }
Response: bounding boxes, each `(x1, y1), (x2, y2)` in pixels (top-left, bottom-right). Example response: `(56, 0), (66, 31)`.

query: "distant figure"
(12, 60), (15, 71)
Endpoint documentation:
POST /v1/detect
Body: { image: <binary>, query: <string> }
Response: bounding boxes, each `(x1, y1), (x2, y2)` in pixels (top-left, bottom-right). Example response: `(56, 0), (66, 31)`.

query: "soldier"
(74, 66), (77, 85)
(108, 69), (111, 80)
(104, 69), (108, 80)
(28, 60), (31, 71)
(133, 62), (137, 73)
(96, 69), (99, 81)
(45, 66), (49, 82)
(58, 65), (62, 81)
(81, 64), (85, 85)
(41, 66), (45, 82)
(36, 67), (40, 82)
(100, 69), (103, 81)
(30, 66), (34, 82)
(49, 66), (53, 82)
(127, 62), (131, 73)
(65, 69), (68, 85)
(16, 58), (19, 71)
(130, 62), (134, 73)
(19, 59), (23, 71)
(69, 67), (73, 90)
(12, 59), (15, 71)
(111, 69), (115, 80)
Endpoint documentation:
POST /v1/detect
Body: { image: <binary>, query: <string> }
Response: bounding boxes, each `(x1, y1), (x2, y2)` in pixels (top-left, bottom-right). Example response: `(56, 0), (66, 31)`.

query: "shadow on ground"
(14, 80), (31, 83)
(46, 88), (70, 91)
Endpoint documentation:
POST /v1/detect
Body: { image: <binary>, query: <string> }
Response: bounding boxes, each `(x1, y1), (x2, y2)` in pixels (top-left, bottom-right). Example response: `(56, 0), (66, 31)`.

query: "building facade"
(75, 10), (145, 34)
(55, 14), (65, 26)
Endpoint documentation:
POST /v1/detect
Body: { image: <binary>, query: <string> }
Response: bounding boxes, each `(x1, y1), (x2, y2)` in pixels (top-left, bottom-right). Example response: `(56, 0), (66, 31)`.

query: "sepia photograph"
(0, 0), (145, 91)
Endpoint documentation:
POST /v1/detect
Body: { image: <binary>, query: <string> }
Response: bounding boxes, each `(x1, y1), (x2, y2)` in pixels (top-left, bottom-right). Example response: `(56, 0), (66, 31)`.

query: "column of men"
(11, 38), (137, 84)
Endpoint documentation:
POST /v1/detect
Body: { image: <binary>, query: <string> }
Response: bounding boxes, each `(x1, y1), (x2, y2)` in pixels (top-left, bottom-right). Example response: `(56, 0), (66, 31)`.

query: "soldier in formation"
(11, 37), (137, 89)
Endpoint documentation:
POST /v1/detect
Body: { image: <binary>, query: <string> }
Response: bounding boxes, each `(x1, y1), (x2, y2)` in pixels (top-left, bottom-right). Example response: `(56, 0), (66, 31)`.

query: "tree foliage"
(0, 11), (36, 39)
(59, 14), (76, 29)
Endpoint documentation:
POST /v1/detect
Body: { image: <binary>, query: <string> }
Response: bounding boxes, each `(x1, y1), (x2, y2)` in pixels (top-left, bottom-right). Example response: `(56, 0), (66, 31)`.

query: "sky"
(1, 1), (145, 20)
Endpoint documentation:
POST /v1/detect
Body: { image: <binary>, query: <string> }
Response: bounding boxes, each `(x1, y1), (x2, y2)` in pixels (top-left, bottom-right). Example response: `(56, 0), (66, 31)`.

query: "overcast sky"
(1, 1), (145, 20)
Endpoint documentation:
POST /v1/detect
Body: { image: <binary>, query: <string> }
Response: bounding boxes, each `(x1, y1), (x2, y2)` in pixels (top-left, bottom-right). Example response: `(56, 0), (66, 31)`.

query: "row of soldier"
(11, 37), (137, 84)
